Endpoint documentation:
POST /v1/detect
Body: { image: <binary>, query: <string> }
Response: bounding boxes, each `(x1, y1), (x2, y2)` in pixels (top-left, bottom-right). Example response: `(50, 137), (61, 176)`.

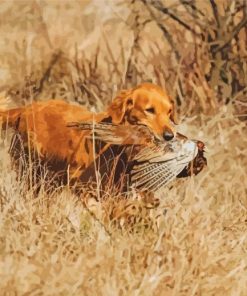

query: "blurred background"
(0, 0), (246, 119)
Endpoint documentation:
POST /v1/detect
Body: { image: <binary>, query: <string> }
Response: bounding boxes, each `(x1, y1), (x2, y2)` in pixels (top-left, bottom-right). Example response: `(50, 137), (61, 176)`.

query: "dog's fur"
(0, 83), (176, 185)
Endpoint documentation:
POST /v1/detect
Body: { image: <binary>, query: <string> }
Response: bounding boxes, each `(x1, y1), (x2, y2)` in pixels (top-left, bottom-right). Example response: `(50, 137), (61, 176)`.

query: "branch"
(180, 0), (205, 18)
(156, 23), (181, 61)
(149, 0), (200, 36)
(35, 51), (62, 96)
(141, 0), (180, 61)
(179, 0), (210, 31)
(213, 13), (247, 54)
(232, 4), (245, 18)
(209, 0), (220, 28)
(79, 82), (104, 110)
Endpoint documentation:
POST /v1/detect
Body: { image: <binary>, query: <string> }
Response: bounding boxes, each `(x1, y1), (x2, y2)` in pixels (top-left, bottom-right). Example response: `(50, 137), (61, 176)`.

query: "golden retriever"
(0, 83), (176, 185)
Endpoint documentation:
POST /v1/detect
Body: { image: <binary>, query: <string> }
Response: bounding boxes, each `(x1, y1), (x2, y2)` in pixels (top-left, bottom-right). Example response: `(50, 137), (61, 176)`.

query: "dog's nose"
(163, 130), (174, 141)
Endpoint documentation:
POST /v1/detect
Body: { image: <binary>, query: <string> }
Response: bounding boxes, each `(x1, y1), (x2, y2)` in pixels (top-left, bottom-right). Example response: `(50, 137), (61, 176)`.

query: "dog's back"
(0, 99), (107, 184)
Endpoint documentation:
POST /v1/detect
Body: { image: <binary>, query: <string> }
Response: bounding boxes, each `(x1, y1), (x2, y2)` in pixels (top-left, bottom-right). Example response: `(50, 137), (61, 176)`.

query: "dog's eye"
(145, 107), (155, 114)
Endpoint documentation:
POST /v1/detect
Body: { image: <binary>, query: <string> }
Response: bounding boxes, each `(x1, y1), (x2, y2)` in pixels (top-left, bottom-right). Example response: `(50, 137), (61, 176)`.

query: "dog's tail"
(0, 94), (23, 130)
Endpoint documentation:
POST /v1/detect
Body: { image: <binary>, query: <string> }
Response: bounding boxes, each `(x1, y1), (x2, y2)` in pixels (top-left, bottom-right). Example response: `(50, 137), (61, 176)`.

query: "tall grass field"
(0, 1), (247, 295)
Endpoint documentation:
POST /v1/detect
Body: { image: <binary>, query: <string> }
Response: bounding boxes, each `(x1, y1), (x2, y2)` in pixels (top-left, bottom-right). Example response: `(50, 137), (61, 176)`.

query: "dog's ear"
(107, 89), (133, 124)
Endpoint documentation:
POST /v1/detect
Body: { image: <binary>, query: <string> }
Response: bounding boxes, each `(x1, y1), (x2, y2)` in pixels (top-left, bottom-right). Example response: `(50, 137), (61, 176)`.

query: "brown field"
(0, 1), (247, 295)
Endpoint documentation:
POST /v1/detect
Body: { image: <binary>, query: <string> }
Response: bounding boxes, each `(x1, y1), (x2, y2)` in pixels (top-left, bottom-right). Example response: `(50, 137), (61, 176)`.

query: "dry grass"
(1, 110), (246, 295)
(0, 1), (247, 295)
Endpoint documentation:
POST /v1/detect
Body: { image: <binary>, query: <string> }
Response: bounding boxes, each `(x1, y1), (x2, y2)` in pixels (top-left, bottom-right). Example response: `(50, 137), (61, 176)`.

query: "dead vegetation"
(0, 0), (247, 295)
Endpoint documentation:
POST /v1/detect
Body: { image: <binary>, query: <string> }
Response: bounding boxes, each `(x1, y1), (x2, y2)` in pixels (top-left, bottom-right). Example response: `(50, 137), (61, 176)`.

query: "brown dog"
(0, 83), (176, 185)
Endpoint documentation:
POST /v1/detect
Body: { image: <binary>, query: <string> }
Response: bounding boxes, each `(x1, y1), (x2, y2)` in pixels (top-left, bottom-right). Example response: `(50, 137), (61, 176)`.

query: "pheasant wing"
(67, 122), (155, 145)
(131, 140), (198, 191)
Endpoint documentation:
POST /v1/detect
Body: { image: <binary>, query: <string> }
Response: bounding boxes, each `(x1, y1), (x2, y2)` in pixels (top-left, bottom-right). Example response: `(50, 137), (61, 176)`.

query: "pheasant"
(68, 122), (207, 192)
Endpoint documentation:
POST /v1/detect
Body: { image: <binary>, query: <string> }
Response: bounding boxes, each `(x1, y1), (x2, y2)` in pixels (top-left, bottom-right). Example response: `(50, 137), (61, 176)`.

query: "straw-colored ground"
(0, 1), (247, 295)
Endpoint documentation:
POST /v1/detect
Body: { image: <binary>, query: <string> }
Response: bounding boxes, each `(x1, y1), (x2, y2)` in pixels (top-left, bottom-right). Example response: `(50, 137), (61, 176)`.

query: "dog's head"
(107, 83), (177, 141)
